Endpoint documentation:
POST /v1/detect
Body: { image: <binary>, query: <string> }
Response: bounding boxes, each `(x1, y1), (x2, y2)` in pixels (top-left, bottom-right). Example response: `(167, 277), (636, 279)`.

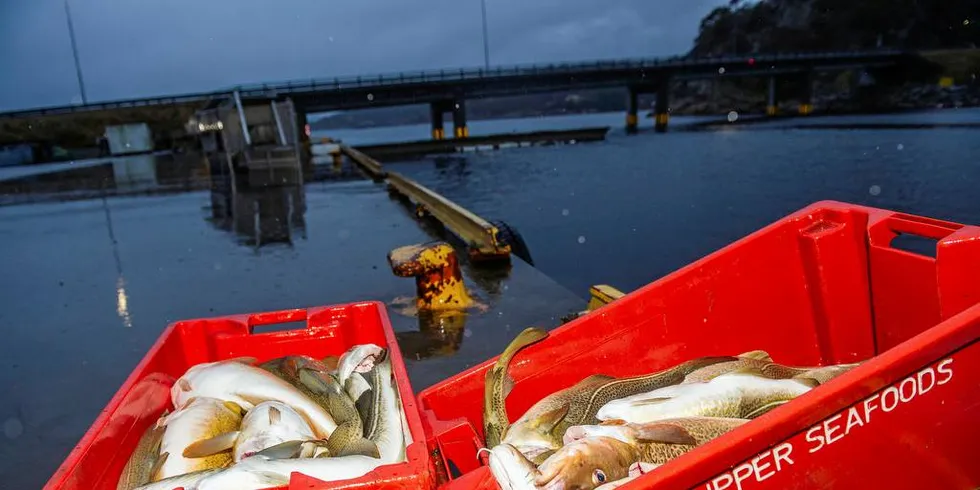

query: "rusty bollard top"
(388, 242), (473, 311)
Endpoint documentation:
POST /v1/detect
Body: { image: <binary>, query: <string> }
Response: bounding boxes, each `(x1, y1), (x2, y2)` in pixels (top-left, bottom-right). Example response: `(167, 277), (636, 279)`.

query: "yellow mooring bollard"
(388, 241), (473, 311)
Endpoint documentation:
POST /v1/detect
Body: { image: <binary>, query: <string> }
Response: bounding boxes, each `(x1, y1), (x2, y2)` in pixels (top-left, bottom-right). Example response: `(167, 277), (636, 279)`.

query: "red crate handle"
(869, 214), (963, 248)
(245, 308), (309, 332)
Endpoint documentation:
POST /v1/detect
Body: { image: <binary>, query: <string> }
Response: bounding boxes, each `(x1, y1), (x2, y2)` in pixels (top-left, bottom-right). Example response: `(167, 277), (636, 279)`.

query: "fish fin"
(634, 423), (698, 446)
(149, 452), (168, 482)
(737, 350), (773, 362)
(253, 440), (305, 459)
(502, 372), (516, 398)
(533, 404), (569, 432)
(629, 397), (673, 406)
(177, 379), (192, 392)
(223, 401), (246, 417)
(793, 377), (821, 389)
(744, 400), (790, 419)
(224, 356), (258, 365)
(340, 437), (381, 458)
(268, 406), (282, 425)
(182, 431), (239, 458)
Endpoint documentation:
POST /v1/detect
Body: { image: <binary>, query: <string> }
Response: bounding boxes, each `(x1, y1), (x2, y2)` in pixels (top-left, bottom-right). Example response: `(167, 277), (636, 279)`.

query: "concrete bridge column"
(654, 83), (670, 133)
(799, 72), (814, 116)
(430, 102), (446, 140)
(452, 100), (468, 139)
(767, 76), (779, 117)
(626, 88), (639, 134)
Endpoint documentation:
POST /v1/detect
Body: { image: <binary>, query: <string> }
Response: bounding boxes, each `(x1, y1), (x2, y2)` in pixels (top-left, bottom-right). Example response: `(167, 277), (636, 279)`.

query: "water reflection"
(0, 152), (210, 205)
(207, 177), (307, 249)
(396, 310), (468, 360)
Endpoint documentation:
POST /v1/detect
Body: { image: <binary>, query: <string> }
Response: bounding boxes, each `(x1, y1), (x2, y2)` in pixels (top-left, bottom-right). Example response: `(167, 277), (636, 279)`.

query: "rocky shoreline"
(663, 81), (980, 117)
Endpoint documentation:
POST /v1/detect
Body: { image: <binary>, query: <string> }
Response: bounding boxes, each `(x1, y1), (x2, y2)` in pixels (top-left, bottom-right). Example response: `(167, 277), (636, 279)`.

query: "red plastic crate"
(417, 201), (980, 490)
(44, 302), (434, 490)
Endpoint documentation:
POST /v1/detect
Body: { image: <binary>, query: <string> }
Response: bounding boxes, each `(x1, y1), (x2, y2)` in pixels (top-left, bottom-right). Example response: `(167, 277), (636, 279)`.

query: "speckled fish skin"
(502, 356), (737, 464)
(484, 327), (549, 448)
(364, 352), (406, 463)
(117, 423), (165, 490)
(171, 358), (338, 438)
(597, 370), (815, 424)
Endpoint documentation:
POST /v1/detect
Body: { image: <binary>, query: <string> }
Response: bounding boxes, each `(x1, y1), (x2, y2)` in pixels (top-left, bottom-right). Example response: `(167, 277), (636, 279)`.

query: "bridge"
(0, 50), (925, 137)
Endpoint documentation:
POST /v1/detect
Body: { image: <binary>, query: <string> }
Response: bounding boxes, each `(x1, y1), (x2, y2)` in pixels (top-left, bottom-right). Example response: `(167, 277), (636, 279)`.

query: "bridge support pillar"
(799, 72), (814, 116)
(452, 100), (468, 139)
(767, 77), (778, 117)
(654, 84), (669, 133)
(625, 88), (638, 134)
(430, 102), (446, 140)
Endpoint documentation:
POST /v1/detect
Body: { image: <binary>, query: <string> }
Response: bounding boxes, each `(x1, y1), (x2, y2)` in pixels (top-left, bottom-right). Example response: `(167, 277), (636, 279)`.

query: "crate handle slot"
(881, 215), (961, 241)
(245, 308), (309, 333)
(869, 214), (963, 254)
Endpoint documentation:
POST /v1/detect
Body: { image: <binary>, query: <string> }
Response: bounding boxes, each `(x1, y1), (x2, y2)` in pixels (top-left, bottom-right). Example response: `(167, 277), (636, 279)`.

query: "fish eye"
(593, 469), (606, 484)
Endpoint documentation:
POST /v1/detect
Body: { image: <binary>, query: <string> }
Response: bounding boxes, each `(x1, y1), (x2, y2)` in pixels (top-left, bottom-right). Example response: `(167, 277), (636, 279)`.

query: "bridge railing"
(231, 49), (906, 97)
(0, 49), (907, 118)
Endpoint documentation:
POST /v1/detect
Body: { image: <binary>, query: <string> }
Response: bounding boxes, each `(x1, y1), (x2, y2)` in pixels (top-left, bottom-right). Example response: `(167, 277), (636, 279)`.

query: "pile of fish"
(117, 344), (409, 490)
(484, 328), (860, 490)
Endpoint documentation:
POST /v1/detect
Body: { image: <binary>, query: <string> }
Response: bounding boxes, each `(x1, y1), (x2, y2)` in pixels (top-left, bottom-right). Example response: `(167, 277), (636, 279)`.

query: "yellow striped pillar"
(654, 83), (669, 133)
(452, 99), (468, 139)
(798, 103), (813, 116)
(766, 105), (778, 117)
(430, 102), (446, 140)
(626, 88), (639, 134)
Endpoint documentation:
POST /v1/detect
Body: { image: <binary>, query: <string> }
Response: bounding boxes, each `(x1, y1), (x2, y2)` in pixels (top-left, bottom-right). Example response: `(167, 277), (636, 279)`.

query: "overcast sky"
(0, 0), (725, 111)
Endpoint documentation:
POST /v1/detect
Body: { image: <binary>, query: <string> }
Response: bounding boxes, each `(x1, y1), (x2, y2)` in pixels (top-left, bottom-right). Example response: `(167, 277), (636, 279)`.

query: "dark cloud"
(0, 0), (724, 111)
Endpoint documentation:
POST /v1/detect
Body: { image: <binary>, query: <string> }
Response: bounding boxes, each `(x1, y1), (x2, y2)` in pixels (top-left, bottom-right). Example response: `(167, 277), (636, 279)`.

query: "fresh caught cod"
(336, 344), (386, 385)
(171, 358), (338, 438)
(133, 469), (221, 490)
(196, 454), (385, 490)
(501, 356), (736, 464)
(155, 398), (244, 480)
(597, 368), (816, 424)
(117, 423), (166, 490)
(182, 401), (318, 462)
(487, 444), (541, 490)
(298, 368), (380, 457)
(536, 417), (747, 490)
(484, 327), (549, 447)
(362, 350), (406, 463)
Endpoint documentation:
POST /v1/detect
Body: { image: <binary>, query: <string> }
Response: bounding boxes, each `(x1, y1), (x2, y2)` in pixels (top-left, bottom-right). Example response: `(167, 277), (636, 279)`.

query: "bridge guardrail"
(1, 49), (908, 118)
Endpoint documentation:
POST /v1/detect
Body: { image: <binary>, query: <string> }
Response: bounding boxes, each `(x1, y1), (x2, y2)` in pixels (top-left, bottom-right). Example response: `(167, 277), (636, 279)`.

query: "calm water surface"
(1, 108), (979, 487)
(333, 108), (980, 294)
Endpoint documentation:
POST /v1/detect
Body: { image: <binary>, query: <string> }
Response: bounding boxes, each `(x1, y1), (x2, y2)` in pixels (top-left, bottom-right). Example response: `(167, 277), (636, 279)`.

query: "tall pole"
(64, 0), (88, 104)
(480, 0), (490, 69)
